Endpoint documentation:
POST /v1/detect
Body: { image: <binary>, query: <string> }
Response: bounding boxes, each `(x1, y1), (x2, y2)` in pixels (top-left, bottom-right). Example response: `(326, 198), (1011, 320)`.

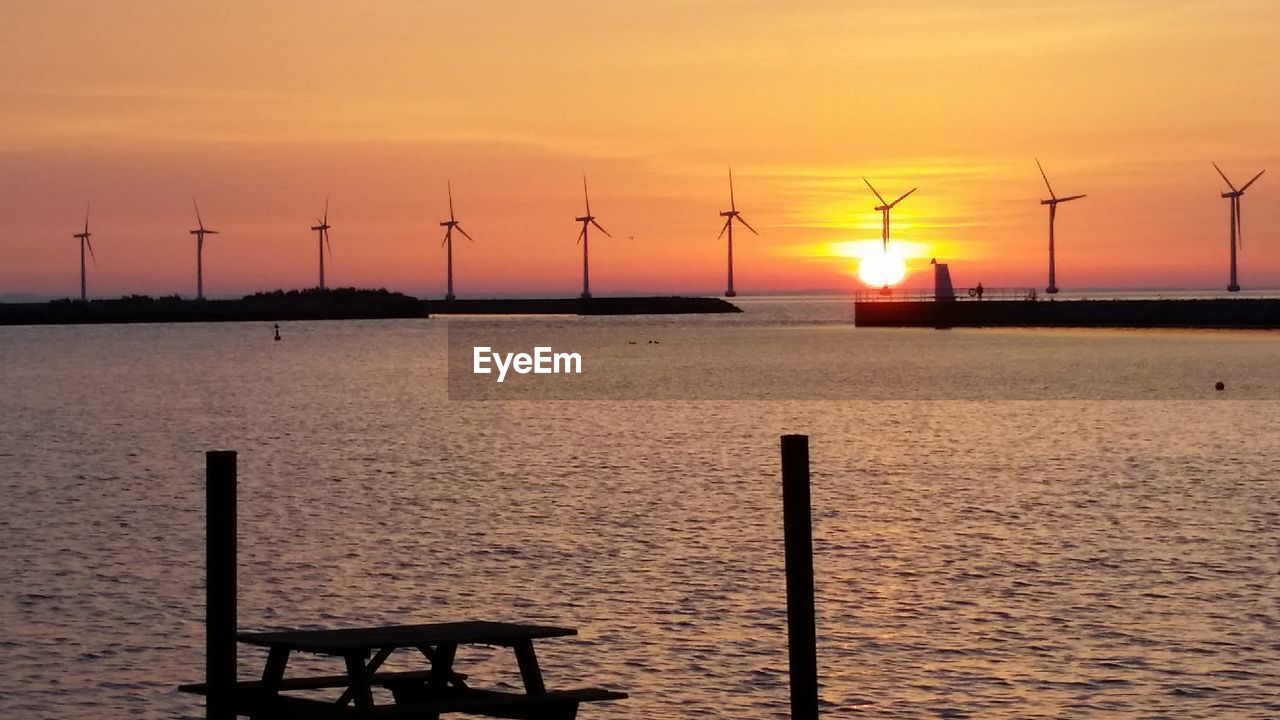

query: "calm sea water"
(2, 296), (1278, 719)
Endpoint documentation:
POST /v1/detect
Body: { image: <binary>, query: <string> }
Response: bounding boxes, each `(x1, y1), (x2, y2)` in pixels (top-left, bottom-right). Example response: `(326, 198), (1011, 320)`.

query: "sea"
(1, 294), (1278, 719)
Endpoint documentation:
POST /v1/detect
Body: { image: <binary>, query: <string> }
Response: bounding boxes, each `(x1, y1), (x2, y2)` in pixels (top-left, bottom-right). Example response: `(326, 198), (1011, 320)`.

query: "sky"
(2, 0), (1279, 299)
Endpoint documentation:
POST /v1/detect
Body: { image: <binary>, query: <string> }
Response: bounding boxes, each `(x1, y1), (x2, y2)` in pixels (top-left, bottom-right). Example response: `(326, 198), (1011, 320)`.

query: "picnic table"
(179, 620), (626, 719)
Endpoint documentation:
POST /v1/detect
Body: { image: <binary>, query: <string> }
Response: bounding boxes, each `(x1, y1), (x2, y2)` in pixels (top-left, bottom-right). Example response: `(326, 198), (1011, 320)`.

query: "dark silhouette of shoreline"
(0, 288), (741, 326)
(424, 296), (741, 315)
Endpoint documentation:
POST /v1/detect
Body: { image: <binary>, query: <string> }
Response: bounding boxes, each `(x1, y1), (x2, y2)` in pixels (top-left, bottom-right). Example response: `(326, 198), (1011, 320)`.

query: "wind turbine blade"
(1240, 169), (1265, 192)
(84, 201), (91, 234)
(1036, 158), (1057, 199)
(583, 175), (591, 215)
(441, 228), (449, 248)
(456, 225), (475, 243)
(1058, 194), (1087, 202)
(576, 224), (586, 245)
(591, 219), (612, 238)
(448, 181), (455, 221)
(717, 218), (729, 240)
(192, 197), (204, 229)
(1212, 162), (1238, 192)
(325, 234), (333, 260)
(735, 215), (759, 235)
(890, 185), (921, 206)
(729, 166), (736, 212)
(86, 237), (97, 265)
(862, 178), (887, 205)
(323, 195), (329, 225)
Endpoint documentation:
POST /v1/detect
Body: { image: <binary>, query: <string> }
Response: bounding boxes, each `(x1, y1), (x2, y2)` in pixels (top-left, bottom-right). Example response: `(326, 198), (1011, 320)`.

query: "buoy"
(273, 324), (281, 342)
(1215, 381), (1224, 391)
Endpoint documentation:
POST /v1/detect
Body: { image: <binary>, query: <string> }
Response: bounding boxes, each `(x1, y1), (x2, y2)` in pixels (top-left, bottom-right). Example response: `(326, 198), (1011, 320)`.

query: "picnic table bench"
(179, 620), (626, 719)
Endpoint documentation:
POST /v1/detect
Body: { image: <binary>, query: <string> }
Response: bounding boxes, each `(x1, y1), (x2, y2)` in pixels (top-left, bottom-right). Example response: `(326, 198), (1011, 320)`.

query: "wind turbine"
(439, 182), (474, 301)
(189, 198), (219, 300)
(1036, 159), (1086, 295)
(72, 202), (96, 302)
(863, 178), (916, 253)
(1213, 162), (1265, 292)
(311, 198), (332, 290)
(575, 176), (611, 300)
(718, 167), (757, 298)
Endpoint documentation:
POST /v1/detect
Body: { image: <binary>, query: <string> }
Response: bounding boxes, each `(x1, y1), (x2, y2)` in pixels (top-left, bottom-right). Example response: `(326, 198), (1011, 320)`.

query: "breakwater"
(855, 298), (1280, 328)
(0, 289), (425, 326)
(423, 296), (740, 315)
(0, 291), (740, 326)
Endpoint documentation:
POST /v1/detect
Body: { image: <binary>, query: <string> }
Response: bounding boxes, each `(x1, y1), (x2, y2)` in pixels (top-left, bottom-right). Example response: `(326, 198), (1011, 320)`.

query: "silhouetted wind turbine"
(718, 167), (757, 298)
(72, 202), (96, 302)
(575, 176), (611, 300)
(1037, 159), (1086, 295)
(189, 198), (219, 300)
(1213, 162), (1264, 292)
(439, 182), (474, 301)
(311, 198), (333, 290)
(863, 178), (916, 253)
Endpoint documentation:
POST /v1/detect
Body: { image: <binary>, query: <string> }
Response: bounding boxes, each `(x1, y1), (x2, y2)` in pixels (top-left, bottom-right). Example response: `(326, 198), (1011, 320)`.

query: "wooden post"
(781, 435), (818, 720)
(206, 450), (237, 720)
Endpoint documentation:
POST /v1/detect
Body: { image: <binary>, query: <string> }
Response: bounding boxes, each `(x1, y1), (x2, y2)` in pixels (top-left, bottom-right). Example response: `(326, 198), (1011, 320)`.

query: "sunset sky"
(2, 0), (1278, 298)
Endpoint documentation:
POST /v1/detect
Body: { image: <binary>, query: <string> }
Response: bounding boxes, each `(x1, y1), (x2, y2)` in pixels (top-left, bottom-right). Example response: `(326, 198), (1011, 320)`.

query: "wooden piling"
(206, 450), (237, 720)
(781, 434), (818, 720)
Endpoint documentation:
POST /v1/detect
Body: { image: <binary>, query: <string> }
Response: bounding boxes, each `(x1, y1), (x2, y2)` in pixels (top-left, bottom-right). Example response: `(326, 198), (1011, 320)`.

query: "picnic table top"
(236, 620), (577, 654)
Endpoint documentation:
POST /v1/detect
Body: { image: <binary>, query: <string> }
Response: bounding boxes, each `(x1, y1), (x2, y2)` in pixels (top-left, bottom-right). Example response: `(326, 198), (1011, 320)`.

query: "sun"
(857, 251), (907, 287)
(817, 239), (921, 287)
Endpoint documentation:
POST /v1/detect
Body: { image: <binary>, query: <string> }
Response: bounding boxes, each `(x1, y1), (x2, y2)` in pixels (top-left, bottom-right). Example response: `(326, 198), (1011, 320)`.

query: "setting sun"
(819, 240), (921, 288)
(857, 251), (907, 287)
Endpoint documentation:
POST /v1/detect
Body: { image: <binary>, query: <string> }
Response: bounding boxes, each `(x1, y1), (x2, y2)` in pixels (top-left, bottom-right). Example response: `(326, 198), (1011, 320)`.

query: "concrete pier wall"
(854, 299), (1280, 328)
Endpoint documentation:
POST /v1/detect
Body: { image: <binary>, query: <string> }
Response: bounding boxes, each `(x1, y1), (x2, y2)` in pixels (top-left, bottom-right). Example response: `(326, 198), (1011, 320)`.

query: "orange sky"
(2, 1), (1279, 298)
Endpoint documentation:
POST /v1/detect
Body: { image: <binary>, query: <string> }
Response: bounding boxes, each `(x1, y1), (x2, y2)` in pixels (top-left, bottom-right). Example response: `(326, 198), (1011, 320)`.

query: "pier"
(854, 261), (1280, 329)
(855, 289), (1280, 329)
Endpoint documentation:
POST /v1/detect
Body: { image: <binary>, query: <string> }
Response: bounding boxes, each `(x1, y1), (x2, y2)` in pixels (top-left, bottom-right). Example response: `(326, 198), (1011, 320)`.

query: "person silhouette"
(976, 282), (985, 300)
(273, 324), (281, 341)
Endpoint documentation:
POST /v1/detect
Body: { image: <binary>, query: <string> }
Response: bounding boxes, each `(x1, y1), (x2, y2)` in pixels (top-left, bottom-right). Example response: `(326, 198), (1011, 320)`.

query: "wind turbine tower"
(439, 182), (474, 301)
(1036, 159), (1086, 295)
(189, 198), (219, 300)
(1213, 162), (1264, 293)
(72, 202), (96, 302)
(311, 198), (332, 290)
(863, 178), (917, 253)
(718, 167), (757, 298)
(575, 176), (611, 300)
